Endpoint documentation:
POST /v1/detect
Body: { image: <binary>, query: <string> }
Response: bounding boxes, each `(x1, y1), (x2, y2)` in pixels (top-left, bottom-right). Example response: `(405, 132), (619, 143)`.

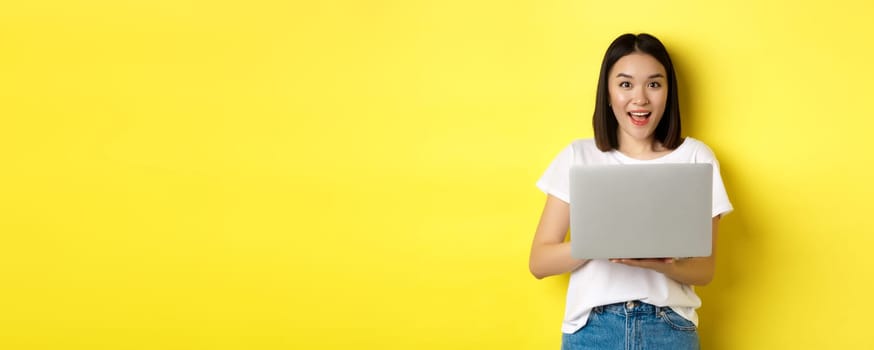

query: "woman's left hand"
(608, 217), (721, 286)
(609, 258), (677, 274)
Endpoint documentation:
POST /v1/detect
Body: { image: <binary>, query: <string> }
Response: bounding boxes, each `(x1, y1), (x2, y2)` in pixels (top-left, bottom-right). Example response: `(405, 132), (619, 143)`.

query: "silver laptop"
(569, 163), (712, 259)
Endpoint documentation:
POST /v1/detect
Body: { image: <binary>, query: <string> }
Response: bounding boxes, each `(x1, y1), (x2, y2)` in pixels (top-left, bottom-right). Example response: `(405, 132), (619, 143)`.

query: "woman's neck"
(617, 137), (668, 160)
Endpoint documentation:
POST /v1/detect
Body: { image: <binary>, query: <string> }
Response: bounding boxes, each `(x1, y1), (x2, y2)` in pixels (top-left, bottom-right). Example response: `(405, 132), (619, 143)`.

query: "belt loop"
(655, 305), (662, 316)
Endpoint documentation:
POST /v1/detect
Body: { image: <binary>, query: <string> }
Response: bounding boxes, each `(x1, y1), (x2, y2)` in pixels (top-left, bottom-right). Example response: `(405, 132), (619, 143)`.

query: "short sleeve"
(535, 144), (574, 203)
(710, 157), (734, 218)
(694, 143), (733, 218)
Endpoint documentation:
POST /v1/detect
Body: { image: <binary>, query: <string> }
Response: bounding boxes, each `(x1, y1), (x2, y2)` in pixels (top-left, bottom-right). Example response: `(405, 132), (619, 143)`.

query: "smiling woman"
(592, 34), (683, 158)
(529, 33), (733, 350)
(608, 53), (669, 158)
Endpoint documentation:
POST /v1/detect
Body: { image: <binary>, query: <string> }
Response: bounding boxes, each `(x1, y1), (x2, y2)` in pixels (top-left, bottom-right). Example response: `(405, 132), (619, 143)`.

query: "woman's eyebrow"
(615, 73), (666, 79)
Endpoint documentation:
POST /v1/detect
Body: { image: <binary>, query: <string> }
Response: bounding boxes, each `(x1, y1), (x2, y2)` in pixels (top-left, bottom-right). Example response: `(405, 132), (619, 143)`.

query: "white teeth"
(630, 112), (650, 116)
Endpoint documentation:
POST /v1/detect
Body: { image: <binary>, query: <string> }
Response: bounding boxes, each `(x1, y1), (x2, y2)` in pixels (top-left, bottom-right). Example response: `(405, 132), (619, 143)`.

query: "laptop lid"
(569, 163), (713, 259)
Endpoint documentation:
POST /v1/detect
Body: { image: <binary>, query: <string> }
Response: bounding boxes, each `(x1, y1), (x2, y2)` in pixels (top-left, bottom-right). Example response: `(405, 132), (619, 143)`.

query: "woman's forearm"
(529, 241), (589, 279)
(661, 256), (716, 286)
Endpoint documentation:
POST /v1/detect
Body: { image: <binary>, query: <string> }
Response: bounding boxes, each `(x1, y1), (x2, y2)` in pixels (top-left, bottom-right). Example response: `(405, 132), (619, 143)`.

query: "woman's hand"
(609, 258), (678, 274)
(529, 195), (589, 279)
(605, 216), (721, 286)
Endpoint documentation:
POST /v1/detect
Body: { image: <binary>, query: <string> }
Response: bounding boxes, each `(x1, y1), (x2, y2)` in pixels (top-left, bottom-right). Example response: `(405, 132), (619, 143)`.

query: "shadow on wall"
(671, 44), (766, 349)
(696, 156), (764, 350)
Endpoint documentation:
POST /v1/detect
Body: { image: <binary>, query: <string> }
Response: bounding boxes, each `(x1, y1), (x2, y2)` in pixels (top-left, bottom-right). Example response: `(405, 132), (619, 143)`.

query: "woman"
(529, 33), (733, 349)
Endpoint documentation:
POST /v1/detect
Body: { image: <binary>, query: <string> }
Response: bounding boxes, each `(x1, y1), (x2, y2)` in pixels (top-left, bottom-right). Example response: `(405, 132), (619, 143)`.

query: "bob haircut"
(592, 33), (683, 151)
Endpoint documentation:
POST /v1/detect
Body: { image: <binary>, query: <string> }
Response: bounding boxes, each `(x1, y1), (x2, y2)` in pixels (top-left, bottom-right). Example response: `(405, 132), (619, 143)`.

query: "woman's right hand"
(529, 195), (589, 279)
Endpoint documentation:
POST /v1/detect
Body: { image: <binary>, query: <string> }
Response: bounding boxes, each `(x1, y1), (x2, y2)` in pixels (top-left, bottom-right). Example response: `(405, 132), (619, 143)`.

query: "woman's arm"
(611, 216), (721, 286)
(529, 195), (589, 279)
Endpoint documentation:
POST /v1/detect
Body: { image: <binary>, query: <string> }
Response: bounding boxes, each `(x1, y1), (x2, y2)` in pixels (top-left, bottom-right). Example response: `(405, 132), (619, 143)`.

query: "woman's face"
(608, 52), (668, 145)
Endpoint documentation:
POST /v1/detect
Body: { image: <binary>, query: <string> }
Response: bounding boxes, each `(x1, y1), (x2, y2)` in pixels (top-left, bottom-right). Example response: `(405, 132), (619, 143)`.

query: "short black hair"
(592, 33), (683, 151)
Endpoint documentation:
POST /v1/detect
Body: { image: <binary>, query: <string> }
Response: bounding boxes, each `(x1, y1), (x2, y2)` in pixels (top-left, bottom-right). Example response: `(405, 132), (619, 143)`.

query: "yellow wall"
(2, 0), (873, 349)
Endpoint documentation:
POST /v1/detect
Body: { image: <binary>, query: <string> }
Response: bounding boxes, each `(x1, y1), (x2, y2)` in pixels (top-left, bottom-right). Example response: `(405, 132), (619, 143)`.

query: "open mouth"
(627, 111), (651, 126)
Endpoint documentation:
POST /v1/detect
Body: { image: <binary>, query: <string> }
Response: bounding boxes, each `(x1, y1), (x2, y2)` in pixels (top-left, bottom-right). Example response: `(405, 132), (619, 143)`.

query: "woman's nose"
(632, 88), (649, 105)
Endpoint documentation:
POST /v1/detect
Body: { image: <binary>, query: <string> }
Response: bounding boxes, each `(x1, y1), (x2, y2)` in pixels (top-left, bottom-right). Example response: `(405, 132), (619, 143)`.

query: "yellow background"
(2, 0), (873, 349)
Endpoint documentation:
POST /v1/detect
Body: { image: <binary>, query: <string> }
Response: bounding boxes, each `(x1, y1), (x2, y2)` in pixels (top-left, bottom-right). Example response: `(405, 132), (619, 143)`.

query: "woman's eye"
(619, 82), (631, 88)
(648, 82), (661, 88)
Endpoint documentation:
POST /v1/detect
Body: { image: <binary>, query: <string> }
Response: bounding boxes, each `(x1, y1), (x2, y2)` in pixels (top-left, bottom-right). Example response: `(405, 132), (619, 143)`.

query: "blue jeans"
(561, 301), (700, 350)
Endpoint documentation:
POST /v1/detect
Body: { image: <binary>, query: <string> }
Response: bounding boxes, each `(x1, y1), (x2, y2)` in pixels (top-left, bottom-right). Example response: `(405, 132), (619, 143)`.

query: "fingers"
(609, 258), (675, 266)
(609, 258), (669, 263)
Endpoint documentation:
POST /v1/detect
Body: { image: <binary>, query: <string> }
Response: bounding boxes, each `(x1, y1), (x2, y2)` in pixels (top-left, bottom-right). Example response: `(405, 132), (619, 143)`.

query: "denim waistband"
(593, 301), (666, 316)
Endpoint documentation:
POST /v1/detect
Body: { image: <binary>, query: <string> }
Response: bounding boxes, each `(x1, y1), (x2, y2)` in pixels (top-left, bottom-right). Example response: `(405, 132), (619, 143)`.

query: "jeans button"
(626, 301), (635, 309)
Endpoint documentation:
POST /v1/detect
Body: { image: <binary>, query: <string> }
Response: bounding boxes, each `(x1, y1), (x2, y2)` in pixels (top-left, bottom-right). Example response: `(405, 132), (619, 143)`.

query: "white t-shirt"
(536, 137), (733, 334)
